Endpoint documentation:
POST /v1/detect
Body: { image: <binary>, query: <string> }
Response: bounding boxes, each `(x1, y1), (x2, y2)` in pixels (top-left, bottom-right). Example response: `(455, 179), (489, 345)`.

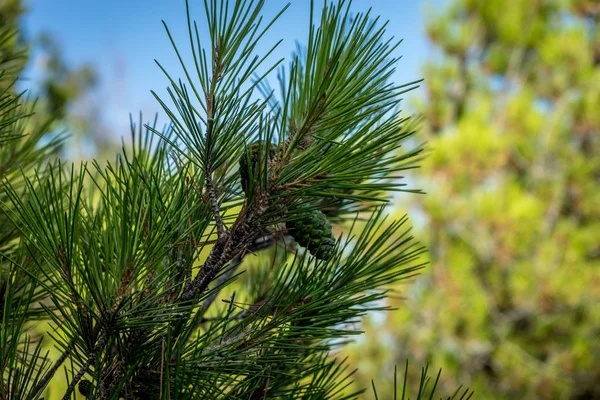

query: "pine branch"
(205, 170), (226, 238)
(31, 339), (76, 396)
(180, 206), (267, 302)
(198, 233), (274, 318)
(0, 2), (431, 398)
(204, 38), (226, 237)
(62, 330), (107, 400)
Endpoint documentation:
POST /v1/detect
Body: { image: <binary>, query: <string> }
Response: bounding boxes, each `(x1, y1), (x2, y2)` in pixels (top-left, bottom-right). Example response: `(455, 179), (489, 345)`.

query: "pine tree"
(0, 2), (70, 398)
(347, 0), (600, 399)
(0, 1), (471, 398)
(0, 1), (66, 260)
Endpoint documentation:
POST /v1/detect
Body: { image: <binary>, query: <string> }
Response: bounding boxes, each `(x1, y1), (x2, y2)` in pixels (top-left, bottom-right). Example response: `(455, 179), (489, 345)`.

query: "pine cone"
(286, 207), (336, 260)
(78, 379), (93, 398)
(239, 141), (276, 194)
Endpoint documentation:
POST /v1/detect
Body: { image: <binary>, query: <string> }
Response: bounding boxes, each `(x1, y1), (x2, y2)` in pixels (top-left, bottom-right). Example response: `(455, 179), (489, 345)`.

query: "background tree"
(2, 0), (102, 159)
(346, 0), (600, 398)
(0, 0), (27, 86)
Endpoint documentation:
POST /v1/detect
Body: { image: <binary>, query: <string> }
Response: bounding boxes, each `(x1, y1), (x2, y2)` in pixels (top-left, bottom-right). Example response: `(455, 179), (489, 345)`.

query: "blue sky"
(19, 0), (444, 140)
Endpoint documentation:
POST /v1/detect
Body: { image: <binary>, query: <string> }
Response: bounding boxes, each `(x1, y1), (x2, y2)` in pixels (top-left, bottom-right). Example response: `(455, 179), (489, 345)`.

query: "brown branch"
(198, 234), (274, 318)
(202, 35), (227, 239)
(168, 213), (264, 348)
(180, 215), (258, 302)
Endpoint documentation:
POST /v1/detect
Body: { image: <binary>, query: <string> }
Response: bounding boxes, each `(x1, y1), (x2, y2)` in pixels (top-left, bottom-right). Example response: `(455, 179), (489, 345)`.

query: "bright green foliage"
(0, 0), (27, 85)
(286, 206), (336, 261)
(0, 1), (67, 256)
(1, 4), (105, 397)
(0, 4), (68, 400)
(348, 0), (600, 399)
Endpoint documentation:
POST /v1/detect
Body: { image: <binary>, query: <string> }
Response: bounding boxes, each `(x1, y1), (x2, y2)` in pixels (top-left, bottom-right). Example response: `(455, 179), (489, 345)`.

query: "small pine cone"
(78, 379), (93, 398)
(239, 141), (276, 194)
(286, 207), (336, 260)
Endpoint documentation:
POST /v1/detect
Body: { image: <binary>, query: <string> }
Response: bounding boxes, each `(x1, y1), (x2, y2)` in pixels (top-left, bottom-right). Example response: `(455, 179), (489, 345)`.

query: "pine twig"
(180, 197), (269, 302)
(198, 234), (274, 318)
(61, 331), (107, 400)
(203, 36), (226, 239)
(31, 339), (76, 396)
(205, 173), (225, 238)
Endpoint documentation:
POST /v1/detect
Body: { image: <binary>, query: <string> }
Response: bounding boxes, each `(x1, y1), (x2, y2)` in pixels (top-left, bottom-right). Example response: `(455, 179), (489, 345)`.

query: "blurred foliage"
(1, 0), (97, 125)
(0, 0), (27, 84)
(34, 32), (114, 160)
(1, 0), (99, 248)
(345, 0), (600, 399)
(1, 0), (64, 254)
(37, 32), (97, 120)
(3, 0), (108, 160)
(1, 2), (101, 397)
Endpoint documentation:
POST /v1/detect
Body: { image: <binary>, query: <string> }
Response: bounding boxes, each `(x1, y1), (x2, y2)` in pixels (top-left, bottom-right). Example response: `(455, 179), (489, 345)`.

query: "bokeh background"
(10, 0), (600, 398)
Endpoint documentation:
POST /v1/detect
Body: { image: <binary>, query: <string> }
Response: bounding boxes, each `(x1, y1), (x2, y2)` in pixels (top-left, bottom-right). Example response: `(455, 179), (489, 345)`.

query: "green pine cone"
(239, 141), (276, 194)
(78, 379), (93, 398)
(286, 207), (336, 260)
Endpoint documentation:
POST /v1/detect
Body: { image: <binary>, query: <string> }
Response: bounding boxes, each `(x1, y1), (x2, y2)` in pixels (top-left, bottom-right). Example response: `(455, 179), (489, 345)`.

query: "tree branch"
(205, 170), (225, 238)
(180, 219), (255, 302)
(198, 234), (274, 318)
(31, 339), (76, 397)
(62, 330), (107, 400)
